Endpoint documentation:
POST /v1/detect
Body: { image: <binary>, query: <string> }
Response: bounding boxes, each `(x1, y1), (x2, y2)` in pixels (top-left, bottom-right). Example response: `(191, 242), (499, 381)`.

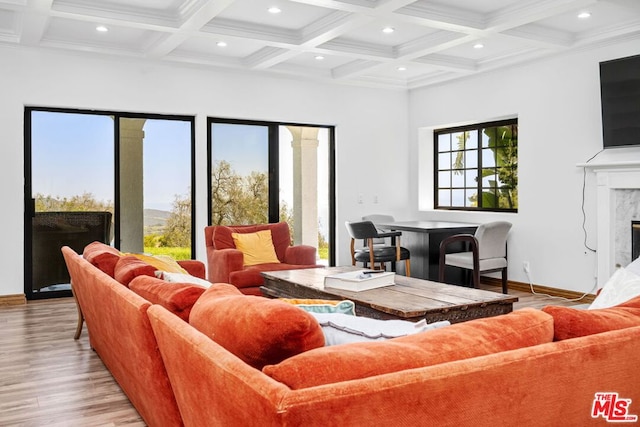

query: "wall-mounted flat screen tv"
(600, 53), (640, 148)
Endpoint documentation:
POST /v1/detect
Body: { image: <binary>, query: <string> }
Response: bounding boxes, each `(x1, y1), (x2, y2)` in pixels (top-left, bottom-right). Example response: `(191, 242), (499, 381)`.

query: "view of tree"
(35, 192), (113, 213)
(211, 160), (271, 225)
(161, 193), (191, 247)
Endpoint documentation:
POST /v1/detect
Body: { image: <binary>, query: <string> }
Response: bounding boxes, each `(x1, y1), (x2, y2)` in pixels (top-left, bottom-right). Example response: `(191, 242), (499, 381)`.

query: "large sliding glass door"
(208, 118), (335, 266)
(25, 108), (194, 300)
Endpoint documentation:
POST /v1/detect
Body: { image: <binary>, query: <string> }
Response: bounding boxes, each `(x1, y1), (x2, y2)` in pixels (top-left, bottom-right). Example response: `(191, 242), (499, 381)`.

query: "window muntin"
(434, 119), (517, 212)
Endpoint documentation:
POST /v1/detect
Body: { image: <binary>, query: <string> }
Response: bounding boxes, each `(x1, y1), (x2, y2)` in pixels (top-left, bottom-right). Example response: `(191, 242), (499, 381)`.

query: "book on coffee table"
(324, 270), (395, 292)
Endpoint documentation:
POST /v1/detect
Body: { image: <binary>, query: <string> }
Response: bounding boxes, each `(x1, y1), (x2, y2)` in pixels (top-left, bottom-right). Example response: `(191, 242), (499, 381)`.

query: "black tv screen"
(600, 54), (640, 148)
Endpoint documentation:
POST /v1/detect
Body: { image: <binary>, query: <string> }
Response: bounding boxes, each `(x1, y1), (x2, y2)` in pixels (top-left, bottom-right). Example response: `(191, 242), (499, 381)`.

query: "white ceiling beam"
(146, 0), (235, 58)
(501, 24), (575, 48)
(331, 58), (382, 79)
(19, 0), (53, 45)
(487, 0), (599, 32)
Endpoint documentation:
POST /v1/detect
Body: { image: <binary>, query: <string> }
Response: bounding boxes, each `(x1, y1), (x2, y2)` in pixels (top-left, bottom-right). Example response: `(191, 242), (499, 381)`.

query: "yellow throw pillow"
(127, 253), (188, 274)
(232, 230), (280, 266)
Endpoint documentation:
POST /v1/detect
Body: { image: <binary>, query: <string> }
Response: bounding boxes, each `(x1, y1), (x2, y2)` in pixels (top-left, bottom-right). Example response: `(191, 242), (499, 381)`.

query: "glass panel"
(438, 152), (451, 170)
(451, 189), (464, 207)
(466, 131), (478, 149)
(278, 126), (329, 265)
(482, 148), (496, 167)
(451, 170), (464, 187)
(494, 126), (511, 146)
(437, 134), (450, 152)
(495, 145), (511, 166)
(438, 171), (451, 187)
(482, 169), (497, 187)
(465, 169), (478, 186)
(481, 127), (493, 148)
(481, 189), (499, 208)
(452, 132), (466, 150)
(210, 123), (269, 225)
(465, 189), (478, 207)
(31, 111), (114, 295)
(465, 150), (478, 168)
(142, 119), (192, 259)
(438, 189), (451, 206)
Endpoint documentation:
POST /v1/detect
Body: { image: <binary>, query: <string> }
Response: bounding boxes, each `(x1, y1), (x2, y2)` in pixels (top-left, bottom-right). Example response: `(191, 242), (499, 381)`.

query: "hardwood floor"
(0, 298), (144, 426)
(0, 287), (587, 426)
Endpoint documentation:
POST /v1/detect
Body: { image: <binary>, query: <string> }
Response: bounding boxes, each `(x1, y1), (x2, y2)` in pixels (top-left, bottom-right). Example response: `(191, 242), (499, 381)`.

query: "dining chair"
(345, 220), (411, 276)
(438, 221), (512, 294)
(362, 214), (395, 245)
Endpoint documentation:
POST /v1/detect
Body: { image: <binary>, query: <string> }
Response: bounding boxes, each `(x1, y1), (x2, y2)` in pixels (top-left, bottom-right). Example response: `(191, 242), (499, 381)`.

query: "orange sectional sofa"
(62, 244), (208, 427)
(64, 242), (640, 426)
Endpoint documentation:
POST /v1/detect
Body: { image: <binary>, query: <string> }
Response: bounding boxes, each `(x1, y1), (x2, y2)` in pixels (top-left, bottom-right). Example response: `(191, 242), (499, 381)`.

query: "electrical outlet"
(523, 261), (530, 273)
(357, 193), (363, 204)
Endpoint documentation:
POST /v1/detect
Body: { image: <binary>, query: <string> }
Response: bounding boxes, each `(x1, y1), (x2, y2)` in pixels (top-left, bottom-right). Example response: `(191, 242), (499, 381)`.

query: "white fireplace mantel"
(579, 147), (640, 285)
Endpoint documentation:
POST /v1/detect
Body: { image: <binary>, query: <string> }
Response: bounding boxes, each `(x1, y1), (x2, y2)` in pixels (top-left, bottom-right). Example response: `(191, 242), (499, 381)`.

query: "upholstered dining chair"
(438, 221), (512, 294)
(345, 220), (411, 276)
(362, 214), (396, 245)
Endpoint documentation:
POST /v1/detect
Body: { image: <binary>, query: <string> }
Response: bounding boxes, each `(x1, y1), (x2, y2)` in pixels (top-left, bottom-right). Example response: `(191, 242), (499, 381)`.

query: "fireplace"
(581, 150), (640, 286)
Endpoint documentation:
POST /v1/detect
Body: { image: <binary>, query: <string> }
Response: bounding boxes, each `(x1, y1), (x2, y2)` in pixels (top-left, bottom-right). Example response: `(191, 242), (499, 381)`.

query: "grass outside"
(144, 246), (191, 261)
(146, 245), (329, 262)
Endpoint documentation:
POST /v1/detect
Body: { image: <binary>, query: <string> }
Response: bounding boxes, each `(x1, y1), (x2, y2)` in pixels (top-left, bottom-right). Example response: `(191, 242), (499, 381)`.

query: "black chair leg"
(501, 267), (508, 294)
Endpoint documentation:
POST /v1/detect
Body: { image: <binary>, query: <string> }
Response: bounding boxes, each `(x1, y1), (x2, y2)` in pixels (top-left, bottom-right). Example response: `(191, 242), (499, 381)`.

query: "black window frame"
(434, 118), (518, 213)
(206, 117), (337, 266)
(24, 107), (197, 300)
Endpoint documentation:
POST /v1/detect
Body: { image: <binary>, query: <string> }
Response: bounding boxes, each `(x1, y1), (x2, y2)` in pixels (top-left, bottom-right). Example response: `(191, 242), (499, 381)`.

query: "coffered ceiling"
(1, 0), (640, 89)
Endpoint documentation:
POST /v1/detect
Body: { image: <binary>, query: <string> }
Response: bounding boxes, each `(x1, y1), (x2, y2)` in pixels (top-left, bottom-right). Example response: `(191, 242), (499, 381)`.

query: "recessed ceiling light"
(578, 11), (591, 19)
(382, 27), (395, 34)
(268, 6), (281, 14)
(96, 25), (109, 32)
(216, 41), (227, 47)
(397, 66), (407, 71)
(315, 55), (325, 60)
(473, 43), (484, 49)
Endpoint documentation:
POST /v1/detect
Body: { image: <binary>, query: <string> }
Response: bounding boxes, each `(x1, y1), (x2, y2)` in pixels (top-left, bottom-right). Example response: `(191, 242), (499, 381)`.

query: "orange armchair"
(204, 222), (322, 295)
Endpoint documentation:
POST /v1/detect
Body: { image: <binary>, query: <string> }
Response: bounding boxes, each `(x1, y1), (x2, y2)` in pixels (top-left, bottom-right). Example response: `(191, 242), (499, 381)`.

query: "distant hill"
(144, 209), (170, 227)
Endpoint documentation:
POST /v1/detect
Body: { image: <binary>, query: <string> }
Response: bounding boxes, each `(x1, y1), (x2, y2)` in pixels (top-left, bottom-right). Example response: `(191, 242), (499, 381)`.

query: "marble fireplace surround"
(582, 149), (640, 286)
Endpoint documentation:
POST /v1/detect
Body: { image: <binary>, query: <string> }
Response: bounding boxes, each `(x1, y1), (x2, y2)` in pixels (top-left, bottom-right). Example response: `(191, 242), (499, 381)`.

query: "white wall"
(408, 39), (640, 294)
(0, 45), (409, 297)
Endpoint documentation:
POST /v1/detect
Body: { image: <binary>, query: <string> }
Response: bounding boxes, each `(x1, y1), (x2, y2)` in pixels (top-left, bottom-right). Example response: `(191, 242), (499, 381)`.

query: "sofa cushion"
(589, 267), (640, 309)
(114, 255), (157, 287)
(175, 259), (206, 279)
(129, 276), (206, 322)
(280, 298), (356, 316)
(157, 271), (212, 288)
(262, 308), (553, 389)
(189, 283), (325, 369)
(127, 253), (188, 274)
(542, 295), (640, 340)
(83, 241), (121, 277)
(311, 312), (450, 346)
(212, 222), (291, 261)
(232, 230), (281, 266)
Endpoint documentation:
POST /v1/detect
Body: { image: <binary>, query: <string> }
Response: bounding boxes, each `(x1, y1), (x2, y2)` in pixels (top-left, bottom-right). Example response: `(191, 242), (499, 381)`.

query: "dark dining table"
(374, 220), (478, 283)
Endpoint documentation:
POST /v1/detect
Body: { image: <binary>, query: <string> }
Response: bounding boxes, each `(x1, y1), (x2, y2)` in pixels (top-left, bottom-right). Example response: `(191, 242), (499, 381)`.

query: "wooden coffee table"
(261, 267), (518, 324)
